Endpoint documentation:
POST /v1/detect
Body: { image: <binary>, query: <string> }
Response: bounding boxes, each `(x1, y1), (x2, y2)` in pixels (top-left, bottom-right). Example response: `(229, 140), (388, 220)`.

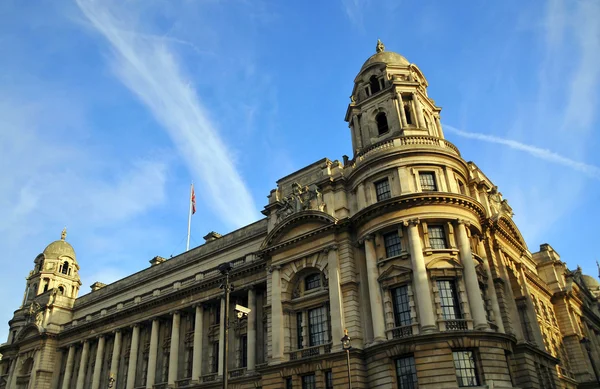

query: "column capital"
(457, 219), (471, 227)
(112, 328), (121, 334)
(130, 323), (140, 329)
(407, 218), (420, 227)
(268, 265), (281, 273)
(364, 234), (374, 242)
(323, 244), (338, 254)
(169, 310), (180, 316)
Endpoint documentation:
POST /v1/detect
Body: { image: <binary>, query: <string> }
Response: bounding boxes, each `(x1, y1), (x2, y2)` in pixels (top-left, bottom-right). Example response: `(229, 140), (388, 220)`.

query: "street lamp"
(580, 337), (600, 385)
(218, 262), (234, 389)
(341, 329), (352, 389)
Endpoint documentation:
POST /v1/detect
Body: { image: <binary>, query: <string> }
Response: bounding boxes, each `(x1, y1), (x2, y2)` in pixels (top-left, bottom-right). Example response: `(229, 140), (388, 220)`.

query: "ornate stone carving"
(25, 301), (43, 326)
(376, 39), (385, 53)
(487, 186), (514, 219)
(275, 182), (325, 221)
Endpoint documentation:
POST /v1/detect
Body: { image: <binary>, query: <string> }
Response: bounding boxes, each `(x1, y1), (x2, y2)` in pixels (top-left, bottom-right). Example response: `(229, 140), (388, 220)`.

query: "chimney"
(203, 231), (222, 242)
(90, 282), (107, 292)
(149, 256), (167, 267)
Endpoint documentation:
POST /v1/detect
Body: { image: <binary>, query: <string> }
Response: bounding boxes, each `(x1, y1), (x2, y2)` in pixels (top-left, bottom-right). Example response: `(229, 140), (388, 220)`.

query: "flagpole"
(186, 183), (193, 251)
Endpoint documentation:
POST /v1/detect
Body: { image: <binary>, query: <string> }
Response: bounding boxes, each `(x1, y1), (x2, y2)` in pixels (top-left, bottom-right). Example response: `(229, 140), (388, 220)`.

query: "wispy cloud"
(75, 0), (258, 228)
(341, 0), (367, 29)
(444, 125), (600, 180)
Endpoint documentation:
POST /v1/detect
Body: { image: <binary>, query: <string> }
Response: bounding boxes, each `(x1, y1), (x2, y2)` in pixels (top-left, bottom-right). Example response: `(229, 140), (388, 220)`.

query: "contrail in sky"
(75, 0), (258, 227)
(444, 125), (600, 180)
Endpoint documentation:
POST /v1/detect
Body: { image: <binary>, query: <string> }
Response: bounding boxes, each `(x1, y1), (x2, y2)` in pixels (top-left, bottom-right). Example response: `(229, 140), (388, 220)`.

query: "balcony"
(201, 373), (218, 382)
(286, 343), (333, 361)
(175, 378), (192, 387)
(388, 325), (414, 339)
(443, 319), (469, 331)
(153, 383), (167, 389)
(229, 367), (246, 378)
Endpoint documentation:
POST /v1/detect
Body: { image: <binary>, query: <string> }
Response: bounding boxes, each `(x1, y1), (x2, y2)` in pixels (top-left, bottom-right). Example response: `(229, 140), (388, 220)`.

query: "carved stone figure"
(376, 39), (385, 53)
(275, 182), (326, 221)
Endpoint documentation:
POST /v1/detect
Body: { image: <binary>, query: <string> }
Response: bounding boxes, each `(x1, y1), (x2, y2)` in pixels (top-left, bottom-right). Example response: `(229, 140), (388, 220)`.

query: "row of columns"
(363, 219), (502, 340)
(60, 290), (258, 389)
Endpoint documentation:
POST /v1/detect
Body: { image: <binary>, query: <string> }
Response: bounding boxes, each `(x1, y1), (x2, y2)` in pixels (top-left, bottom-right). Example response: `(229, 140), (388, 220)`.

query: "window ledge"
(378, 252), (410, 266)
(424, 248), (459, 256)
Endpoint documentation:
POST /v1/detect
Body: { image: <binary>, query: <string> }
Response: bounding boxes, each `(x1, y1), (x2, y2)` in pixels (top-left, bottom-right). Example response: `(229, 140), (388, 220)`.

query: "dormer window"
(376, 112), (389, 135)
(369, 75), (381, 94)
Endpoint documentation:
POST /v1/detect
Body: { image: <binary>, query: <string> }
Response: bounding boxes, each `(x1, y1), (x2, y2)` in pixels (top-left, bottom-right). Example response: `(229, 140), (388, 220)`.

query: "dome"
(42, 228), (76, 260)
(361, 50), (410, 71)
(582, 275), (600, 289)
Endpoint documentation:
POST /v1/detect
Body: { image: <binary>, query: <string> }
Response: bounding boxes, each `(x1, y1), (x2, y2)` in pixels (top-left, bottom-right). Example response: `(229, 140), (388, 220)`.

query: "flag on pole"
(191, 184), (196, 215)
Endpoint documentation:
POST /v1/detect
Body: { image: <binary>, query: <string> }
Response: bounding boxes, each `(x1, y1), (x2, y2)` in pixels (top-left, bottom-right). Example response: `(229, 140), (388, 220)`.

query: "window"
(419, 172), (437, 191)
(395, 356), (418, 389)
(457, 180), (466, 195)
(61, 261), (69, 275)
(376, 112), (389, 135)
(308, 306), (329, 346)
(369, 75), (381, 94)
(375, 179), (391, 201)
(452, 351), (479, 387)
(325, 371), (333, 389)
(211, 342), (219, 373)
(214, 306), (221, 325)
(384, 232), (402, 258)
(58, 286), (65, 295)
(302, 374), (316, 389)
(296, 312), (304, 349)
(305, 274), (321, 291)
(428, 226), (447, 249)
(285, 377), (293, 389)
(404, 104), (413, 125)
(240, 335), (248, 368)
(437, 280), (461, 319)
(392, 286), (411, 327)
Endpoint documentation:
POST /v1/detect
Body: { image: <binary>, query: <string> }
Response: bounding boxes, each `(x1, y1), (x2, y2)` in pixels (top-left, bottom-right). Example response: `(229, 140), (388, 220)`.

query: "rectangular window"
(384, 232), (402, 258)
(419, 172), (437, 191)
(302, 374), (316, 389)
(305, 274), (321, 291)
(214, 306), (221, 325)
(211, 342), (219, 373)
(296, 312), (304, 349)
(453, 350), (479, 387)
(285, 377), (293, 389)
(325, 371), (333, 389)
(375, 179), (392, 201)
(437, 280), (461, 319)
(392, 286), (412, 327)
(241, 335), (248, 368)
(395, 355), (418, 389)
(308, 306), (329, 346)
(428, 226), (447, 249)
(457, 180), (466, 195)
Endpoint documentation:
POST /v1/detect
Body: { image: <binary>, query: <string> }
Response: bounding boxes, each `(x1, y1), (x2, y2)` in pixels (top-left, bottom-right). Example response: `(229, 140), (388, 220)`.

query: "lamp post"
(341, 329), (352, 389)
(580, 337), (600, 385)
(218, 262), (233, 389)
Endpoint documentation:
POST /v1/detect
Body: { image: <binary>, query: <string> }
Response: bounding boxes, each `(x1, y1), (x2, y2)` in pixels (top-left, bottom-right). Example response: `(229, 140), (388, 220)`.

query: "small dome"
(361, 51), (410, 71)
(582, 275), (600, 289)
(42, 228), (76, 261)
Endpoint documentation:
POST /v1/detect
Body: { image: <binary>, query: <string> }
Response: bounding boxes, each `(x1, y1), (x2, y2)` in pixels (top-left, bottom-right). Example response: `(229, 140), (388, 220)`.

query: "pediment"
(261, 211), (337, 249)
(15, 324), (41, 342)
(497, 216), (528, 250)
(426, 257), (463, 270)
(378, 265), (412, 282)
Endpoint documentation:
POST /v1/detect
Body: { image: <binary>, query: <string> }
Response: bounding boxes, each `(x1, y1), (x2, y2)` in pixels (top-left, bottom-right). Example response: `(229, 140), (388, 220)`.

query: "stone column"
(191, 306), (203, 382)
(412, 92), (426, 128)
(109, 330), (122, 387)
(126, 325), (140, 389)
(51, 349), (64, 389)
(168, 312), (180, 386)
(327, 245), (345, 349)
(8, 355), (21, 389)
(91, 335), (105, 389)
(75, 340), (90, 389)
(218, 298), (225, 375)
(456, 220), (489, 331)
(356, 183), (366, 209)
(61, 346), (76, 389)
(434, 115), (444, 138)
(247, 288), (257, 371)
(146, 319), (159, 389)
(270, 266), (284, 362)
(397, 92), (408, 127)
(352, 115), (363, 150)
(407, 220), (436, 333)
(478, 240), (505, 333)
(364, 236), (386, 341)
(26, 349), (40, 389)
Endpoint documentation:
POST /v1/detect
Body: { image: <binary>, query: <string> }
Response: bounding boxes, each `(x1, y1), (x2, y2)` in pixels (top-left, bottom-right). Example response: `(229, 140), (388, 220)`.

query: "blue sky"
(1, 0), (599, 342)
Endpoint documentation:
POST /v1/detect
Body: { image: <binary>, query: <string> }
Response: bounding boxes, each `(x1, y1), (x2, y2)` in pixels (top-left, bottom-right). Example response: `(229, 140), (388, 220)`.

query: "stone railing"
(175, 378), (192, 387)
(287, 343), (333, 361)
(229, 368), (246, 378)
(444, 319), (469, 331)
(351, 135), (460, 166)
(202, 373), (218, 382)
(388, 325), (413, 339)
(153, 383), (167, 389)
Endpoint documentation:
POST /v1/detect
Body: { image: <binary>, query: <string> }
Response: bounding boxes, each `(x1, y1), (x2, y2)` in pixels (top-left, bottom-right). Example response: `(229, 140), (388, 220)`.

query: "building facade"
(1, 41), (600, 389)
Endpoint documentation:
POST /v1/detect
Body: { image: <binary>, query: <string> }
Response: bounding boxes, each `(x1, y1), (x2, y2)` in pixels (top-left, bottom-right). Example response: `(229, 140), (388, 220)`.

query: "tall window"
(325, 371), (334, 389)
(61, 261), (69, 275)
(428, 226), (447, 249)
(376, 112), (389, 135)
(395, 355), (418, 389)
(392, 286), (412, 327)
(369, 75), (381, 94)
(302, 374), (316, 389)
(419, 172), (437, 191)
(308, 306), (329, 346)
(404, 103), (413, 125)
(305, 274), (321, 291)
(211, 342), (219, 373)
(384, 232), (402, 258)
(375, 179), (391, 201)
(437, 280), (461, 319)
(453, 351), (479, 387)
(296, 312), (304, 349)
(285, 377), (293, 389)
(240, 335), (248, 368)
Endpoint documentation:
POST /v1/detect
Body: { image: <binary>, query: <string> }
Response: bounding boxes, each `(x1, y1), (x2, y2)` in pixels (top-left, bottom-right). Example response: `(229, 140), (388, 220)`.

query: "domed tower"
(345, 39), (444, 156)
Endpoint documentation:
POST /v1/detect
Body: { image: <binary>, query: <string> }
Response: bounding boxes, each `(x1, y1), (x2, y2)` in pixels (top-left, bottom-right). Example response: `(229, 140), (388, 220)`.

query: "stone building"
(1, 40), (600, 389)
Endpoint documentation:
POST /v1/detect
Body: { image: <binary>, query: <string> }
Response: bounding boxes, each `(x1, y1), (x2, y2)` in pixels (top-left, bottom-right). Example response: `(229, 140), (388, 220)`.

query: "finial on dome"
(376, 39), (385, 53)
(61, 227), (67, 241)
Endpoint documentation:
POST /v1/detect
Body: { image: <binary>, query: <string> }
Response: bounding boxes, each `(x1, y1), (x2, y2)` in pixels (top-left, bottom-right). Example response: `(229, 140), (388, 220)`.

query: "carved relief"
(275, 182), (325, 221)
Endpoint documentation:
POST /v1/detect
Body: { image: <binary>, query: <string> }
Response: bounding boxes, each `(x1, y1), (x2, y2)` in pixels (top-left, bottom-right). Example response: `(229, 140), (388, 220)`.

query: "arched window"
(369, 75), (381, 94)
(376, 112), (389, 135)
(58, 286), (65, 295)
(404, 104), (413, 125)
(62, 261), (69, 275)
